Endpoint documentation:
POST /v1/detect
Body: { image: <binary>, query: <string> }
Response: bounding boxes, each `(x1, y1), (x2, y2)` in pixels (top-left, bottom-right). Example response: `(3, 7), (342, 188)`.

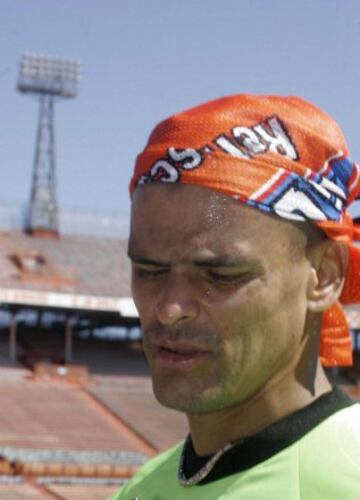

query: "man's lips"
(149, 339), (210, 367)
(151, 338), (208, 352)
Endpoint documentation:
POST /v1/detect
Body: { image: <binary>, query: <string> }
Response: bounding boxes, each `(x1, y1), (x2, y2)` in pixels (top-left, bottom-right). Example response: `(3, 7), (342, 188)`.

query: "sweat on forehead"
(130, 183), (312, 261)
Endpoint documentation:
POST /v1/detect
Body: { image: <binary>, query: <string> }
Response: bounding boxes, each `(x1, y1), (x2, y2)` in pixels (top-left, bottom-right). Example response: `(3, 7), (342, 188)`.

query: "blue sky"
(1, 0), (360, 221)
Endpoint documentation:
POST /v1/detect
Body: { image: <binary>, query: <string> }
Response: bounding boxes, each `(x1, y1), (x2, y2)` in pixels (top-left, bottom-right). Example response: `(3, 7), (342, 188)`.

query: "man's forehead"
(131, 183), (258, 229)
(131, 183), (298, 223)
(129, 184), (303, 255)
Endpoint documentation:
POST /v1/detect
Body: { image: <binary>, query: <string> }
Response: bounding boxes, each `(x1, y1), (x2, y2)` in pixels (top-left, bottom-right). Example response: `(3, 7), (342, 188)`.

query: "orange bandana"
(131, 94), (360, 367)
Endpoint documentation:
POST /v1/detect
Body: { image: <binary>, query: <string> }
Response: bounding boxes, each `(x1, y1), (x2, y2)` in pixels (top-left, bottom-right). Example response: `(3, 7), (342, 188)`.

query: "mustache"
(143, 323), (221, 348)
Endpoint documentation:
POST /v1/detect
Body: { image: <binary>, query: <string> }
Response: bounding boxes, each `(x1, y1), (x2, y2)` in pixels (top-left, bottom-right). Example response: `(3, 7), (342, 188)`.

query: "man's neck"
(187, 360), (331, 456)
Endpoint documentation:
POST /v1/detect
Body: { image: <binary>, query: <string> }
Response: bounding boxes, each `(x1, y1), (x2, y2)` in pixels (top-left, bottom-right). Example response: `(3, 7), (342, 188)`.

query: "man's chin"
(152, 379), (198, 412)
(151, 377), (225, 414)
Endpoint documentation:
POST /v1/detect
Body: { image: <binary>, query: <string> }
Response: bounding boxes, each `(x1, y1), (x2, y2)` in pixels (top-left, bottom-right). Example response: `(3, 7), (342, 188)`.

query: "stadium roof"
(0, 231), (136, 317)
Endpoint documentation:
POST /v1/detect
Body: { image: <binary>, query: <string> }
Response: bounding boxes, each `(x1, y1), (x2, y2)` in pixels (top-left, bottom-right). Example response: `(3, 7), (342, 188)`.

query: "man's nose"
(155, 273), (199, 326)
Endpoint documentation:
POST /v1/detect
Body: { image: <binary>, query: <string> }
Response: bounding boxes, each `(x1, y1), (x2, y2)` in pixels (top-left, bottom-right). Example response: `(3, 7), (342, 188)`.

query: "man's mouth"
(151, 342), (209, 367)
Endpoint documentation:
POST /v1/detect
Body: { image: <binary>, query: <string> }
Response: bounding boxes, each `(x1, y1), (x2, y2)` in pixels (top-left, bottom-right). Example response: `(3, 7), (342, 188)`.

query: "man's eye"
(205, 271), (252, 284)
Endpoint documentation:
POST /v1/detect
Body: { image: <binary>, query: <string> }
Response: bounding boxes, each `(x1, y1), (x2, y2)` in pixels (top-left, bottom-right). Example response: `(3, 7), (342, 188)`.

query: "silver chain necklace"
(178, 435), (244, 487)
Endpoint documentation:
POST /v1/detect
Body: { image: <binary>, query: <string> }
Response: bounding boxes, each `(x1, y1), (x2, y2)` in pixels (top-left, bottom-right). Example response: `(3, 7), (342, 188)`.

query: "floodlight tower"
(17, 53), (80, 236)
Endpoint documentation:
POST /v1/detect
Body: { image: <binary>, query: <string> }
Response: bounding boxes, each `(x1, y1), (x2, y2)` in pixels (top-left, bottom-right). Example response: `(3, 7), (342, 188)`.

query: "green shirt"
(110, 390), (360, 499)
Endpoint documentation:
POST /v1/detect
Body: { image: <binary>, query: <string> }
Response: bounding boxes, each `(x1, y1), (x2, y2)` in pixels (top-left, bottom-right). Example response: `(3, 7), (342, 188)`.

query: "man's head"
(128, 93), (360, 413)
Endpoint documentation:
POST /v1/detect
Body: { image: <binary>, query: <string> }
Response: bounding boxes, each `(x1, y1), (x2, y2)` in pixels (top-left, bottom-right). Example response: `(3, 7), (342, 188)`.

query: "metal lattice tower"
(17, 53), (80, 235)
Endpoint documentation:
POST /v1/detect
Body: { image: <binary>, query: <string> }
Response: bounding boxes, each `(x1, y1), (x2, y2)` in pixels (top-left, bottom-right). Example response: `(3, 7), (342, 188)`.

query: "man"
(111, 95), (360, 499)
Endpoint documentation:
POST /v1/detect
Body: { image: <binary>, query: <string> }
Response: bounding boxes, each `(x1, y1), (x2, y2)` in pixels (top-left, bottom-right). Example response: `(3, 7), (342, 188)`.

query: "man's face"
(128, 184), (313, 414)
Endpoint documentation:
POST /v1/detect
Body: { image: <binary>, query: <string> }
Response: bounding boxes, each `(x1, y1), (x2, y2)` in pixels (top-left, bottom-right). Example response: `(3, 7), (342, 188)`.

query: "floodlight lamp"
(17, 52), (81, 98)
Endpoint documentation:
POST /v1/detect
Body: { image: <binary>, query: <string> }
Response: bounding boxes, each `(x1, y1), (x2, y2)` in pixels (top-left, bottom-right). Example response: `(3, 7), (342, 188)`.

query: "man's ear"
(307, 241), (348, 312)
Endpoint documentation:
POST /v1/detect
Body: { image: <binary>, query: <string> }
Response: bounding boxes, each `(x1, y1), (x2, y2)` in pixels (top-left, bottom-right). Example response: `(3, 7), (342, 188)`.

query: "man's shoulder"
(298, 402), (360, 494)
(299, 401), (360, 455)
(303, 400), (360, 440)
(109, 441), (184, 499)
